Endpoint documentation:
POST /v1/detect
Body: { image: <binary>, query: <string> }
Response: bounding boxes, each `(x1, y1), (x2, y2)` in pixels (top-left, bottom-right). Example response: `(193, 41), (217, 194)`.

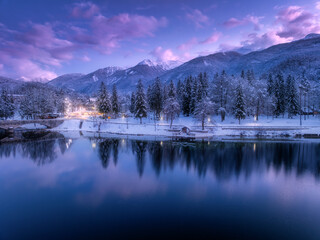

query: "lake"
(0, 134), (320, 240)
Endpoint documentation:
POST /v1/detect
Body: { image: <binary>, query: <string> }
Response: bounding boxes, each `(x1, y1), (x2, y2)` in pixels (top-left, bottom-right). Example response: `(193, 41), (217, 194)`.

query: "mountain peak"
(137, 59), (157, 67)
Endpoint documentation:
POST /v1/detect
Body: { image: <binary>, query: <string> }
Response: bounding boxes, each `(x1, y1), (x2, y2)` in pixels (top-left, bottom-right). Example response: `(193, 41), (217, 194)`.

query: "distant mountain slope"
(161, 34), (320, 83)
(0, 76), (24, 91)
(48, 73), (85, 89)
(49, 61), (167, 94)
(47, 34), (320, 94)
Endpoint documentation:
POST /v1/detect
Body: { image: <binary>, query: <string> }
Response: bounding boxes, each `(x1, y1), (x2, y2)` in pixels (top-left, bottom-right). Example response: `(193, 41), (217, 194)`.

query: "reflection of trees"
(99, 140), (112, 168)
(20, 140), (57, 165)
(0, 135), (71, 165)
(131, 141), (148, 177)
(130, 140), (320, 180)
(112, 139), (119, 166)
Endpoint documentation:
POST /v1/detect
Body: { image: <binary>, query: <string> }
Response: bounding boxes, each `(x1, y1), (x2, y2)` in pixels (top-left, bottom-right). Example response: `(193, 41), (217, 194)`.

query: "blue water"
(0, 136), (320, 240)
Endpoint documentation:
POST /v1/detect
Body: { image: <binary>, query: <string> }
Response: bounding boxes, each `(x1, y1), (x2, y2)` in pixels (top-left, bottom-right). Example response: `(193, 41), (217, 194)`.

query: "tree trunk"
(140, 117), (142, 124)
(170, 117), (173, 129)
(202, 118), (204, 130)
(239, 118), (240, 125)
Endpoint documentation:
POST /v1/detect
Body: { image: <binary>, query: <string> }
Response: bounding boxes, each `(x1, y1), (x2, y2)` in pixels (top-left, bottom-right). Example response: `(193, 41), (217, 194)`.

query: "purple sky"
(0, 0), (320, 80)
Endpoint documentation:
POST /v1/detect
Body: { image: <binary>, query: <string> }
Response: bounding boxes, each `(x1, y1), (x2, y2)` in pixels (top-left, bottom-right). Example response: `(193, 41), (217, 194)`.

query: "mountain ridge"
(44, 33), (320, 94)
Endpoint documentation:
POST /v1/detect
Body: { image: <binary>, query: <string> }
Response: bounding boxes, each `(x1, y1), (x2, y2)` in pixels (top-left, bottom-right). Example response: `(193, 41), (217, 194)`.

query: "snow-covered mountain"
(49, 61), (167, 94)
(161, 34), (320, 84)
(47, 34), (320, 94)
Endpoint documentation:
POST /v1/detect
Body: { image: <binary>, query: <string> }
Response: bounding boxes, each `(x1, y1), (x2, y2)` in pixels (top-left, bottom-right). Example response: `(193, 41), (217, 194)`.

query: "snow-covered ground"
(52, 115), (320, 138)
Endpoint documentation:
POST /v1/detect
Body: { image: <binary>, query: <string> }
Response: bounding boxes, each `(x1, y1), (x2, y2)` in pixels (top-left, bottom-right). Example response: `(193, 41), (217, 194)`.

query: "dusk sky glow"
(0, 0), (320, 80)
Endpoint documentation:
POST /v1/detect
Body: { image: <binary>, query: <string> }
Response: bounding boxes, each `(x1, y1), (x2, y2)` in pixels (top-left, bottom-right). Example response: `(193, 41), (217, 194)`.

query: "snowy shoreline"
(50, 117), (320, 139)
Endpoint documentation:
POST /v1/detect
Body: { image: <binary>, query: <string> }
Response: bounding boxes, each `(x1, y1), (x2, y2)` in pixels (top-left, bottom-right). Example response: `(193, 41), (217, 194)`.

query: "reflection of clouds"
(75, 164), (166, 206)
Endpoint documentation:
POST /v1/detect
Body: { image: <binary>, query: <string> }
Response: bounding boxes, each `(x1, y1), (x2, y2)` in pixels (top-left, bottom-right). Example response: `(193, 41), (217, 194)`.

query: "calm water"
(0, 134), (320, 240)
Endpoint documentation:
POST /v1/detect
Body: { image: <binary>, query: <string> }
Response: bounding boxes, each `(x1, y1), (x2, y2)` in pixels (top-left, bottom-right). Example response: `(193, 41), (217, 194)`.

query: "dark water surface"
(0, 136), (320, 240)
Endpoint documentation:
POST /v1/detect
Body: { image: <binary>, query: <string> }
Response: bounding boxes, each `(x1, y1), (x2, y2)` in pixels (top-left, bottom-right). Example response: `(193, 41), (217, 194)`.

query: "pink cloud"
(275, 6), (320, 39)
(150, 46), (178, 62)
(231, 5), (320, 52)
(0, 22), (72, 80)
(200, 32), (222, 44)
(224, 15), (263, 30)
(316, 2), (320, 10)
(186, 9), (209, 28)
(0, 7), (167, 80)
(72, 14), (167, 54)
(71, 2), (100, 19)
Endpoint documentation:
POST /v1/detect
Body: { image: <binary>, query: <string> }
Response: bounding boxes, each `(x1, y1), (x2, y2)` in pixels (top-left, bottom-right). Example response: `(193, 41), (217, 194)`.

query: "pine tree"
(200, 72), (209, 99)
(148, 77), (163, 118)
(176, 79), (184, 106)
(135, 79), (147, 124)
(182, 76), (192, 116)
(190, 77), (198, 114)
(0, 89), (14, 120)
(111, 84), (120, 117)
(130, 92), (136, 114)
(168, 80), (176, 98)
(286, 75), (299, 118)
(234, 82), (246, 124)
(267, 73), (274, 96)
(273, 74), (286, 117)
(96, 82), (111, 118)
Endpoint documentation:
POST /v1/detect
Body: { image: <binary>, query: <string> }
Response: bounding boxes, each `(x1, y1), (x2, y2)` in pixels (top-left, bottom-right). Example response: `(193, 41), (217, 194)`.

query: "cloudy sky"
(0, 0), (320, 80)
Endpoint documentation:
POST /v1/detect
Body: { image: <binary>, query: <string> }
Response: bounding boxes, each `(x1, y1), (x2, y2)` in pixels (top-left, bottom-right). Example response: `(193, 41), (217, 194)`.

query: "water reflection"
(1, 136), (320, 180)
(0, 134), (73, 165)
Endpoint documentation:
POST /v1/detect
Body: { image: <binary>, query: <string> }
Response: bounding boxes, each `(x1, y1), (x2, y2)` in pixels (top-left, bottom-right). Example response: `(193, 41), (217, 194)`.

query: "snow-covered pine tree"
(182, 76), (192, 116)
(190, 77), (198, 114)
(246, 69), (255, 85)
(111, 84), (120, 117)
(233, 82), (246, 124)
(194, 97), (214, 130)
(267, 73), (274, 96)
(273, 74), (286, 117)
(162, 83), (168, 107)
(148, 77), (163, 119)
(96, 82), (111, 119)
(168, 80), (176, 99)
(19, 88), (36, 119)
(146, 85), (153, 109)
(0, 89), (14, 120)
(135, 79), (148, 124)
(130, 92), (136, 114)
(176, 79), (184, 106)
(241, 70), (245, 79)
(212, 70), (229, 119)
(200, 72), (209, 99)
(300, 72), (311, 119)
(286, 75), (299, 118)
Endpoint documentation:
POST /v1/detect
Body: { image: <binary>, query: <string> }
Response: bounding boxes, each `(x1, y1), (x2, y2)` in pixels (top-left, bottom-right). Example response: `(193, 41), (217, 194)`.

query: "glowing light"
(160, 141), (163, 146)
(254, 116), (257, 121)
(208, 141), (210, 145)
(92, 143), (96, 148)
(253, 143), (256, 152)
(160, 117), (163, 121)
(208, 118), (211, 122)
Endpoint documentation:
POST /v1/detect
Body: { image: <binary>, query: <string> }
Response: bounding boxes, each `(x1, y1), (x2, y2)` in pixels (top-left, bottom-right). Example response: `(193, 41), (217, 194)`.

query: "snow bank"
(20, 123), (47, 130)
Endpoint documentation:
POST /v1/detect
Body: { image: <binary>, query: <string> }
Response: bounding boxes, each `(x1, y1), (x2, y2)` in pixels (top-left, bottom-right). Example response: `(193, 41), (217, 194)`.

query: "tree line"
(96, 69), (319, 127)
